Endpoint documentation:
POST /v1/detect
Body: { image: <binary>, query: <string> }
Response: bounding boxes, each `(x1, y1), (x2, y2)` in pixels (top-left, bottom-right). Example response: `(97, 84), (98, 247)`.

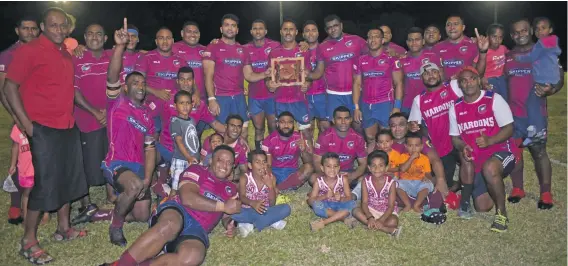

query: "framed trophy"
(270, 57), (306, 86)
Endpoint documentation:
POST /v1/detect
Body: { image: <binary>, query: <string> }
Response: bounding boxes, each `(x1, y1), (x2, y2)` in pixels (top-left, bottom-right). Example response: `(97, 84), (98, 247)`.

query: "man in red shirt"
(2, 7), (105, 264)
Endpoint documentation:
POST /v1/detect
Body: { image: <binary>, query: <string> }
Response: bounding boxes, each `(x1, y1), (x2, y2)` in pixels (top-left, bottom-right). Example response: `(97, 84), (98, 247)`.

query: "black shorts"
(28, 123), (88, 212)
(80, 127), (108, 187)
(440, 148), (460, 187)
(472, 151), (516, 199)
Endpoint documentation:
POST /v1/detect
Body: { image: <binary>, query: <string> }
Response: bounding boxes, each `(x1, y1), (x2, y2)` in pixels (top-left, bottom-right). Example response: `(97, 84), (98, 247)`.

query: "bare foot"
(412, 206), (422, 213)
(225, 220), (236, 238)
(402, 206), (411, 212)
(310, 220), (325, 231)
(343, 217), (357, 229)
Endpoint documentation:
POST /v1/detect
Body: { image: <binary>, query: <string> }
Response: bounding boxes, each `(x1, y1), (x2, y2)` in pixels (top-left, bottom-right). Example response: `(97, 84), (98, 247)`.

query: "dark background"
(0, 1), (566, 67)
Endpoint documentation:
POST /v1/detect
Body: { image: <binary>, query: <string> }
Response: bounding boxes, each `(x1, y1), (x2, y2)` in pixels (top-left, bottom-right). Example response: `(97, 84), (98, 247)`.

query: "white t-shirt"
(408, 79), (463, 123)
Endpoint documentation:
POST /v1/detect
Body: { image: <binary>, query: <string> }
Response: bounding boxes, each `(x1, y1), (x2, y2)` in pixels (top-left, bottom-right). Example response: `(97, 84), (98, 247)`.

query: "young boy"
(396, 132), (434, 213)
(170, 90), (200, 194)
(375, 129), (404, 175)
(308, 152), (356, 231)
(231, 150), (291, 237)
(515, 17), (562, 146)
(201, 133), (224, 167)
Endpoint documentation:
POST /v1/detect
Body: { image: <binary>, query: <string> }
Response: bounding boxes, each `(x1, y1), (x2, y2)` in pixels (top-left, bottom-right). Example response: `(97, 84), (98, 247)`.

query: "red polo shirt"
(6, 34), (75, 129)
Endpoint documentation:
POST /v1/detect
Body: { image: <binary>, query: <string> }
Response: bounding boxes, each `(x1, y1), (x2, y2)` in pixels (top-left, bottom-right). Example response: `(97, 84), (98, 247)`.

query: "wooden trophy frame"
(270, 57), (306, 86)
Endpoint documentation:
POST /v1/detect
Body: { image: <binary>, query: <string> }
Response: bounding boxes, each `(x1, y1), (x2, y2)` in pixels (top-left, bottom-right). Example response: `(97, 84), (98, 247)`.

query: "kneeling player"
(101, 145), (241, 266)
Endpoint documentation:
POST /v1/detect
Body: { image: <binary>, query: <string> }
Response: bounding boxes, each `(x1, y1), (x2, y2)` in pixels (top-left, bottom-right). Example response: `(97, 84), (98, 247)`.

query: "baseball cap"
(457, 66), (479, 77)
(420, 62), (440, 75)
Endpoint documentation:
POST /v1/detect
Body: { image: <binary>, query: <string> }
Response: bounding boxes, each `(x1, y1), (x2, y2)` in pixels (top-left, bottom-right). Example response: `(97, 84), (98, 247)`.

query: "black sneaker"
(8, 216), (23, 225)
(71, 204), (98, 225)
(109, 226), (128, 247)
(490, 210), (509, 233)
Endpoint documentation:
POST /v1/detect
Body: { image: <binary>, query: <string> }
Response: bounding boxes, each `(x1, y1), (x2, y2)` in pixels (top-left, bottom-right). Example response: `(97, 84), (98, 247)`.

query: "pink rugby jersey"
(202, 41), (247, 97)
(121, 50), (142, 82)
(104, 97), (155, 165)
(475, 45), (508, 78)
(172, 164), (238, 232)
(400, 51), (442, 110)
(316, 176), (346, 202)
(261, 130), (305, 168)
(354, 51), (401, 104)
(73, 50), (112, 133)
(244, 39), (280, 100)
(391, 137), (434, 155)
(314, 127), (367, 172)
(172, 41), (207, 99)
(316, 34), (366, 94)
(449, 90), (515, 173)
(0, 41), (22, 73)
(268, 45), (310, 103)
(201, 135), (249, 166)
(159, 88), (180, 152)
(386, 42), (407, 56)
(365, 174), (398, 214)
(190, 99), (216, 124)
(408, 81), (462, 157)
(242, 172), (270, 208)
(434, 37), (478, 79)
(306, 46), (326, 95)
(504, 49), (545, 118)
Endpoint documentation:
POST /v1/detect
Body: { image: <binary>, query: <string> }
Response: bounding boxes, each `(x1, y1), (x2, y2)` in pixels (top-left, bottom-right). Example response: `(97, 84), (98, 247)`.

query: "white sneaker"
(237, 223), (254, 238)
(271, 220), (287, 230)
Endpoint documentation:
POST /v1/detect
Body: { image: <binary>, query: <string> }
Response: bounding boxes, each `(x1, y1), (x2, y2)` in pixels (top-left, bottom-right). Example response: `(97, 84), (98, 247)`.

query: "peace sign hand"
(114, 18), (129, 46)
(474, 28), (489, 52)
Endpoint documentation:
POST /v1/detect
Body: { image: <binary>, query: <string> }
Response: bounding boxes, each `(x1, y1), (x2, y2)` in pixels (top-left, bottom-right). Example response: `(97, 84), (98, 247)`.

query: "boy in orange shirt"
(395, 132), (433, 212)
(375, 129), (404, 176)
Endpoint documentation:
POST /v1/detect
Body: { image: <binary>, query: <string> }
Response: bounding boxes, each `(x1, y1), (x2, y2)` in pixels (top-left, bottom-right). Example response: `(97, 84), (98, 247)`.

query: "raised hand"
(114, 18), (129, 46)
(474, 28), (489, 52)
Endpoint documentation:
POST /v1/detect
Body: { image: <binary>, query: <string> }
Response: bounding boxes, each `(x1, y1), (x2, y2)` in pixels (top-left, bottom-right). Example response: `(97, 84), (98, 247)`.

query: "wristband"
(394, 99), (402, 109)
(479, 49), (488, 54)
(208, 97), (216, 101)
(215, 201), (225, 212)
(354, 104), (360, 110)
(106, 80), (121, 88)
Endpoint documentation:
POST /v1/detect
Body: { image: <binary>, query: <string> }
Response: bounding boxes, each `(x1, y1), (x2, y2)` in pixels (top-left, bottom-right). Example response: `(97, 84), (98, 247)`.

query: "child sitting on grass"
(231, 150), (291, 237)
(353, 150), (401, 237)
(396, 132), (434, 213)
(9, 125), (49, 225)
(308, 152), (356, 231)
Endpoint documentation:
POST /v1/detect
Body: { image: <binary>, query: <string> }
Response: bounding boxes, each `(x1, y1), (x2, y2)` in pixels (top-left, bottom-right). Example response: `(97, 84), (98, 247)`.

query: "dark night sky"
(0, 1), (566, 67)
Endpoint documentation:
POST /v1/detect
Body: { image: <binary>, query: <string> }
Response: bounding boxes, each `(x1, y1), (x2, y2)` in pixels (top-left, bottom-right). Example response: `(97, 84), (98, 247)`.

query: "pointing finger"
(123, 18), (128, 32)
(474, 28), (480, 38)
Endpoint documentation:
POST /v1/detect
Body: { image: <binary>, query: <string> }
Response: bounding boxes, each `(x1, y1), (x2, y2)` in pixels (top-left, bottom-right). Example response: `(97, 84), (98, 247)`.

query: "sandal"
(19, 240), (54, 265)
(53, 227), (88, 241)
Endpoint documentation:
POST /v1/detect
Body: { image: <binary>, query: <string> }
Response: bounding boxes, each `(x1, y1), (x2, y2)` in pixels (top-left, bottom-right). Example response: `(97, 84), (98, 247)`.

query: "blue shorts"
(101, 160), (144, 193)
(217, 94), (249, 124)
(472, 151), (516, 199)
(307, 94), (327, 121)
(154, 116), (162, 133)
(272, 167), (296, 184)
(150, 200), (209, 251)
(275, 101), (310, 125)
(488, 76), (508, 102)
(312, 200), (356, 218)
(397, 179), (434, 198)
(156, 142), (173, 163)
(361, 101), (392, 128)
(248, 98), (276, 116)
(327, 94), (354, 120)
(513, 116), (548, 143)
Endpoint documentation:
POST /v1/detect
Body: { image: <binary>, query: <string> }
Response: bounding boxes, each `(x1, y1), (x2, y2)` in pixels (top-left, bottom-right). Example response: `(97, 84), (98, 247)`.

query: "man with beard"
(261, 111), (313, 191)
(379, 25), (407, 57)
(423, 24), (442, 51)
(100, 145), (240, 266)
(434, 15), (489, 80)
(266, 18), (312, 139)
(307, 15), (366, 127)
(449, 66), (518, 232)
(504, 19), (564, 209)
(399, 27), (441, 114)
(408, 62), (476, 217)
(201, 115), (250, 181)
(303, 20), (330, 138)
(353, 28), (404, 152)
(313, 106), (367, 195)
(0, 15), (39, 225)
(204, 14), (250, 139)
(243, 19), (280, 150)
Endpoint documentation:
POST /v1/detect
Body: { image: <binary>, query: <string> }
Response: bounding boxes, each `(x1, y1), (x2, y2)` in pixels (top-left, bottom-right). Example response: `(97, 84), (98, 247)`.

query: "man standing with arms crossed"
(243, 19), (280, 150)
(353, 28), (404, 152)
(204, 14), (250, 140)
(4, 8), (105, 264)
(0, 15), (39, 225)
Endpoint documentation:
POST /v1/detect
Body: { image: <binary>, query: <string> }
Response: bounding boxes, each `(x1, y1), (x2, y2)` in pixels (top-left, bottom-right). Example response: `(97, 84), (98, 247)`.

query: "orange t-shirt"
(398, 153), (431, 181)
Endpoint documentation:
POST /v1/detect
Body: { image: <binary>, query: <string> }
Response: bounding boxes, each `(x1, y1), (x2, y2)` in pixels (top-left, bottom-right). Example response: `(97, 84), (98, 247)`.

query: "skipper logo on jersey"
(123, 66), (133, 73)
(406, 72), (421, 79)
(276, 155), (294, 162)
(363, 71), (385, 78)
(224, 59), (242, 67)
(127, 116), (149, 133)
(443, 59), (464, 67)
(187, 61), (203, 68)
(252, 61), (269, 68)
(457, 117), (495, 133)
(81, 64), (91, 73)
(331, 53), (355, 62)
(156, 72), (177, 79)
(507, 68), (531, 77)
(204, 191), (222, 202)
(339, 154), (351, 162)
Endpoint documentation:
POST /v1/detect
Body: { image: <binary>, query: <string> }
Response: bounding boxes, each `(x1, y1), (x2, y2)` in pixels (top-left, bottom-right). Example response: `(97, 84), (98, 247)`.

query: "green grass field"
(0, 80), (566, 265)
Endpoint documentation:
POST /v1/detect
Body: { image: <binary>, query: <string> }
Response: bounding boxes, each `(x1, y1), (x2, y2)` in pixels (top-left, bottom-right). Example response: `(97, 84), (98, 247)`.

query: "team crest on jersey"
(148, 102), (156, 110)
(421, 58), (430, 65)
(478, 104), (487, 114)
(378, 59), (386, 65)
(290, 141), (297, 148)
(459, 46), (468, 54)
(265, 47), (272, 55)
(198, 50), (205, 56)
(395, 60), (401, 68)
(314, 143), (320, 149)
(345, 40), (353, 47)
(295, 52), (303, 57)
(237, 48), (243, 54)
(347, 141), (354, 149)
(440, 90), (448, 98)
(302, 114), (309, 122)
(81, 64), (91, 73)
(225, 186), (233, 195)
(173, 60), (181, 67)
